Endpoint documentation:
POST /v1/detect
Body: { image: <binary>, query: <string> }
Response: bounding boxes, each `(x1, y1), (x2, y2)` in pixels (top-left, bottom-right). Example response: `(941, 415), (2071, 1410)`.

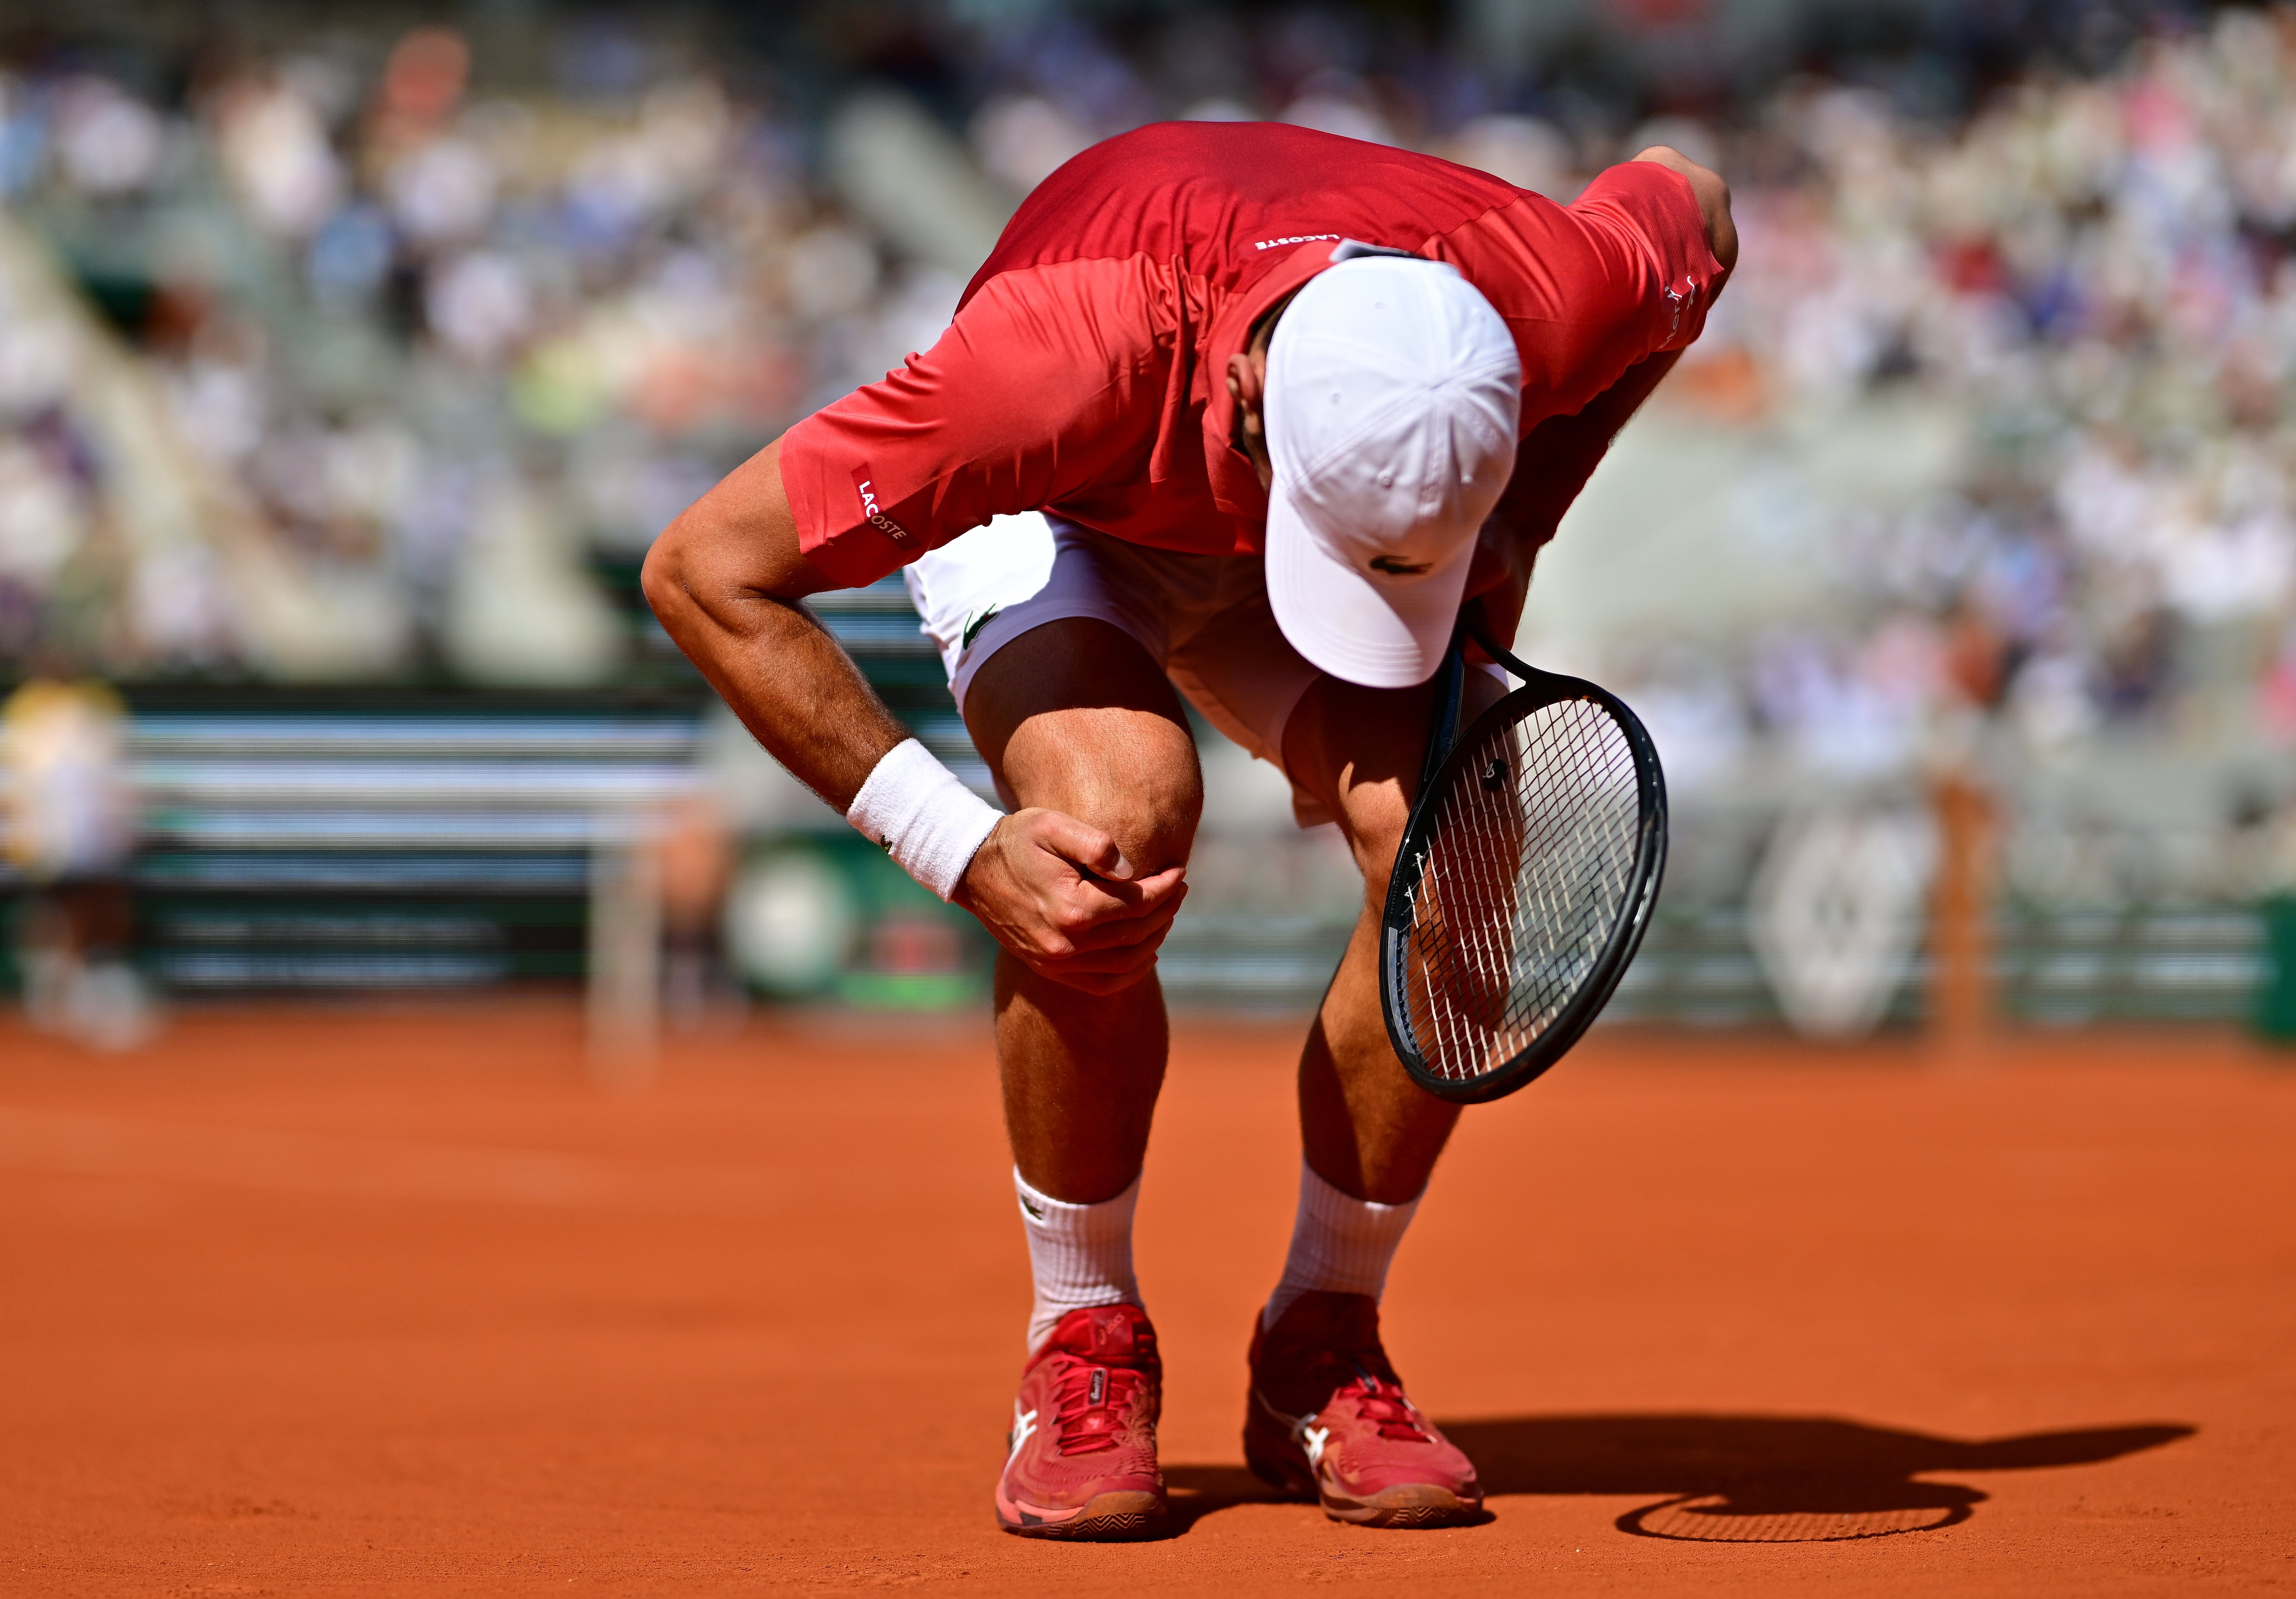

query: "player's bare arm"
(641, 443), (1186, 995)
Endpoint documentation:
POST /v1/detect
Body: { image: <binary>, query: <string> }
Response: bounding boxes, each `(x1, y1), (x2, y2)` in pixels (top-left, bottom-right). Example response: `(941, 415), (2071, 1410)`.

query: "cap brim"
(1264, 484), (1477, 689)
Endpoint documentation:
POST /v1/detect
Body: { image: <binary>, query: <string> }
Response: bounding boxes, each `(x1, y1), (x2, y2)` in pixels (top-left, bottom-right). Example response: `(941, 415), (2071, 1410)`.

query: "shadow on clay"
(1162, 1414), (2192, 1542)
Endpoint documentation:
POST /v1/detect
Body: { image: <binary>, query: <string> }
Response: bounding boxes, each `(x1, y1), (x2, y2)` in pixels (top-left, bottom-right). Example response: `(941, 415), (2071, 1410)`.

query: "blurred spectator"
(654, 790), (742, 1032)
(3, 662), (151, 1048)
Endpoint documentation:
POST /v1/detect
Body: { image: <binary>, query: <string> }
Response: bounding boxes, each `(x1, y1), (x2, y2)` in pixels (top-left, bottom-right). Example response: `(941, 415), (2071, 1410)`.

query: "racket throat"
(1417, 632), (1468, 803)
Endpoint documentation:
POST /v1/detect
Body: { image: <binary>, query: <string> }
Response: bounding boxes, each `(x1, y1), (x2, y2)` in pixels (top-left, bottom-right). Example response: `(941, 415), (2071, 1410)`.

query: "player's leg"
(1158, 586), (1497, 1265)
(965, 613), (1202, 1209)
(1238, 664), (1504, 1527)
(906, 515), (1197, 1221)
(1283, 668), (1508, 1206)
(961, 615), (1201, 1541)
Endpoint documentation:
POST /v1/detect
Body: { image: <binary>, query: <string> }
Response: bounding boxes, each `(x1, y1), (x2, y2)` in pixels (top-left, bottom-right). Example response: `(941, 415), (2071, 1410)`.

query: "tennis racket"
(1379, 616), (1668, 1104)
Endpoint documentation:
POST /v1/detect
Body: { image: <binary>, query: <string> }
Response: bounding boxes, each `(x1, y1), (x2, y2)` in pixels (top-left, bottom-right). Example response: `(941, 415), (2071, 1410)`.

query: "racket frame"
(1378, 620), (1669, 1104)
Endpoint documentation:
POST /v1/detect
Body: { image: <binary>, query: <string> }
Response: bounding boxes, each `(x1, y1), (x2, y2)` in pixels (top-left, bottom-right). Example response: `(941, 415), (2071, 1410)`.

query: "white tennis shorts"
(902, 512), (1331, 822)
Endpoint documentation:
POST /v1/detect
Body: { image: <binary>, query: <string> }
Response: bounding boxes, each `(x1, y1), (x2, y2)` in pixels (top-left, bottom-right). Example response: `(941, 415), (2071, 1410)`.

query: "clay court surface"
(2, 1007), (2290, 1596)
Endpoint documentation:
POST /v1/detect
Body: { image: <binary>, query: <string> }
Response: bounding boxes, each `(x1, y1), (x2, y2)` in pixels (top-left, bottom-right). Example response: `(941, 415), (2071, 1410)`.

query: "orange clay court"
(1, 1006), (2290, 1596)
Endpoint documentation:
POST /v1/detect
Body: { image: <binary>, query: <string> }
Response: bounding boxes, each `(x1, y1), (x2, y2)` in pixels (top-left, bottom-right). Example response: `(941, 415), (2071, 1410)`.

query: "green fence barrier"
(2254, 897), (2296, 1042)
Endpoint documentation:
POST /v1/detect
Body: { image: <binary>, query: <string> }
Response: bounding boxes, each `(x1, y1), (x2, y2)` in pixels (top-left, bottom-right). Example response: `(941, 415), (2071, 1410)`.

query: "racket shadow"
(1437, 1413), (2194, 1543)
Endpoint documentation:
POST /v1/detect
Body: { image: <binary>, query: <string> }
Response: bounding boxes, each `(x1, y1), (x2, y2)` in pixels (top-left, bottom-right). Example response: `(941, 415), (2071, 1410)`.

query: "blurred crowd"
(0, 23), (936, 681)
(1694, 5), (2296, 782)
(0, 1), (2291, 784)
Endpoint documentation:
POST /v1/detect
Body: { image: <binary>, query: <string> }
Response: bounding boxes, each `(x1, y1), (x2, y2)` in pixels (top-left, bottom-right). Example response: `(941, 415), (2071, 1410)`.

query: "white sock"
(1015, 1167), (1142, 1353)
(1262, 1160), (1421, 1331)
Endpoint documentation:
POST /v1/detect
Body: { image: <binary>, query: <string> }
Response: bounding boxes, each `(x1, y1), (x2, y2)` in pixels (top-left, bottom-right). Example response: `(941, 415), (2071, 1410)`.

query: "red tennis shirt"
(780, 121), (1722, 592)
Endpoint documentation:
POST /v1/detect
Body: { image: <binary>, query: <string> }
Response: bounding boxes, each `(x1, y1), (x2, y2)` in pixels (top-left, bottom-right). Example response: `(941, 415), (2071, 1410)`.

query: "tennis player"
(647, 120), (1733, 1539)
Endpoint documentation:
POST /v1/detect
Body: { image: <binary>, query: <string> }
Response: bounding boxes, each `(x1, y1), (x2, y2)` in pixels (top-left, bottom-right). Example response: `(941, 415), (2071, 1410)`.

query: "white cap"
(1262, 252), (1521, 688)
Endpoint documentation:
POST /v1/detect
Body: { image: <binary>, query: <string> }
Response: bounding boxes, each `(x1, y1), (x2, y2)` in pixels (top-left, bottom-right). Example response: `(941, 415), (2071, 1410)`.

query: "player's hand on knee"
(955, 810), (1187, 994)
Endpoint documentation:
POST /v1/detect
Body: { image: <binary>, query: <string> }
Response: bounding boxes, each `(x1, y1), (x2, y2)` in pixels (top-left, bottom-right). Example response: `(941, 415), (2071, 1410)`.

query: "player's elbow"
(640, 483), (737, 598)
(642, 505), (753, 642)
(647, 441), (822, 626)
(1704, 174), (1738, 274)
(639, 516), (698, 631)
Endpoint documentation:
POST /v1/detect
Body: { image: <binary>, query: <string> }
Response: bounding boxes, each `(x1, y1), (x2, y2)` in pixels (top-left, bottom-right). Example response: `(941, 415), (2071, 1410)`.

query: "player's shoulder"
(1000, 118), (1366, 223)
(1075, 120), (1527, 207)
(1051, 117), (1381, 169)
(968, 122), (1528, 294)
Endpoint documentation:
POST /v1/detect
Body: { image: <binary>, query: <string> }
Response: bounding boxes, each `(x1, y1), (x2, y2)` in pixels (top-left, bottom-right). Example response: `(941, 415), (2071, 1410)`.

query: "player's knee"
(1070, 781), (1201, 878)
(994, 701), (1204, 875)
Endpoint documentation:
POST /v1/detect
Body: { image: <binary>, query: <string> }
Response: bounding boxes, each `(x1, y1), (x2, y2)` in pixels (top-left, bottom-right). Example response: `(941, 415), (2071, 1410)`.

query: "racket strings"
(1400, 698), (1643, 1082)
(1423, 724), (1611, 1066)
(1412, 718), (1633, 1072)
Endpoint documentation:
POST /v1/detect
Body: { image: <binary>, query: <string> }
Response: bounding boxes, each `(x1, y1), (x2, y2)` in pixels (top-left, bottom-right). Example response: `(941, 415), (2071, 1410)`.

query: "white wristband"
(845, 738), (1003, 901)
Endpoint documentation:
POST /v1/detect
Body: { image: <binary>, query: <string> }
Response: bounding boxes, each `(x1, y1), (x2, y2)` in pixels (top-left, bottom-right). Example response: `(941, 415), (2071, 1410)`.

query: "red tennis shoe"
(996, 1302), (1167, 1541)
(1244, 1290), (1483, 1528)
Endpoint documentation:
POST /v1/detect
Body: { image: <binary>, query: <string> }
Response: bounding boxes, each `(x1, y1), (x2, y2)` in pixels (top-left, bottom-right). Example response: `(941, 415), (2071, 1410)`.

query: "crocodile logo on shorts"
(1369, 553), (1431, 576)
(962, 606), (1001, 650)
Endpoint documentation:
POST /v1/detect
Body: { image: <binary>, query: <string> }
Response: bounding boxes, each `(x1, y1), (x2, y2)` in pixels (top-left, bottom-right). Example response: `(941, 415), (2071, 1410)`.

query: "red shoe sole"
(1320, 1483), (1485, 1529)
(997, 1488), (1168, 1542)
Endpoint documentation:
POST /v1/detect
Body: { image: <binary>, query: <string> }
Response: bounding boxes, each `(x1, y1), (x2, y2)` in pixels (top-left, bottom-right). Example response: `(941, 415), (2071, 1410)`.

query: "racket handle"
(1418, 633), (1466, 802)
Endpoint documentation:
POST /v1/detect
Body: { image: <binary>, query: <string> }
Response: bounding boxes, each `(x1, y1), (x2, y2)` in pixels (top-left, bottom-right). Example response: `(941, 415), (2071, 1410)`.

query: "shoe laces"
(1046, 1357), (1149, 1455)
(1339, 1357), (1432, 1443)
